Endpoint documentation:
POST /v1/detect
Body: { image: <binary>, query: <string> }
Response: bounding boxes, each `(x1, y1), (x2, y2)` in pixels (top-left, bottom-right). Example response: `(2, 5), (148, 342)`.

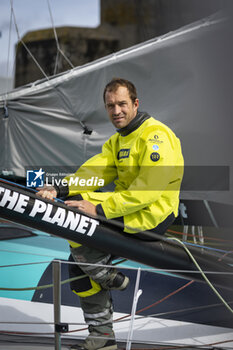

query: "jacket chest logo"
(117, 148), (130, 160)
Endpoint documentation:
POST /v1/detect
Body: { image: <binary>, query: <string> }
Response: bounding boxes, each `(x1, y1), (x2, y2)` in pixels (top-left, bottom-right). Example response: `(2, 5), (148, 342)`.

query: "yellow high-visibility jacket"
(63, 113), (184, 239)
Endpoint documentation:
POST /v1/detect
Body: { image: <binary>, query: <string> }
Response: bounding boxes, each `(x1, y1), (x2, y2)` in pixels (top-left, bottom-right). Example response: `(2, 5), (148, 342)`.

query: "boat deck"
(0, 334), (213, 350)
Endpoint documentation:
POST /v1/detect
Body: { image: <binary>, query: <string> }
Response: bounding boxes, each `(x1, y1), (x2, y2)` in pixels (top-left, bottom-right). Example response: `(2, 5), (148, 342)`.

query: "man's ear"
(134, 98), (139, 109)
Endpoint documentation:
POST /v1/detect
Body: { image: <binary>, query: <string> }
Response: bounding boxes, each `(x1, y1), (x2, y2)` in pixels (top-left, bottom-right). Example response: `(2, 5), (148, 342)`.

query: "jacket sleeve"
(61, 137), (117, 197)
(100, 127), (182, 219)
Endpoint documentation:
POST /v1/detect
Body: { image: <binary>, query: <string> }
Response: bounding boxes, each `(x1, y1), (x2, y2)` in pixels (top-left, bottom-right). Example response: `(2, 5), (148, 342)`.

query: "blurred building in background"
(15, 0), (224, 87)
(0, 76), (13, 94)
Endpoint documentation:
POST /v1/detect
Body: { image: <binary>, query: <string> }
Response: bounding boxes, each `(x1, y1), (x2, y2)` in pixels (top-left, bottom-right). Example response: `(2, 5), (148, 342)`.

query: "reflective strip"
(68, 240), (82, 248)
(93, 267), (110, 280)
(72, 279), (101, 298)
(86, 316), (113, 326)
(83, 255), (111, 271)
(84, 308), (110, 319)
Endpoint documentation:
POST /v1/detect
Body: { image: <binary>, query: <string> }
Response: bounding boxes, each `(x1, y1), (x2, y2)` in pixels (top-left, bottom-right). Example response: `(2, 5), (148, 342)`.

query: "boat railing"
(1, 258), (233, 349)
(0, 258), (162, 349)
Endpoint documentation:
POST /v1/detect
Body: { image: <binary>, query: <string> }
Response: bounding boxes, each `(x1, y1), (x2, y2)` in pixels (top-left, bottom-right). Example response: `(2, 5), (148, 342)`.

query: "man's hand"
(36, 186), (57, 200)
(65, 200), (97, 217)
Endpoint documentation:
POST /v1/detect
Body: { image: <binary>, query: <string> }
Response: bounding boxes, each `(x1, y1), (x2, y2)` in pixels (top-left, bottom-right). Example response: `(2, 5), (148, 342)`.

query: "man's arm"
(36, 187), (97, 217)
(37, 136), (117, 215)
(59, 137), (117, 197)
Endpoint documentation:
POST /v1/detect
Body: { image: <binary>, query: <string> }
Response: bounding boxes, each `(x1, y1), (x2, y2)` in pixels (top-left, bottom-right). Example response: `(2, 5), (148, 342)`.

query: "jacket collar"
(117, 112), (150, 136)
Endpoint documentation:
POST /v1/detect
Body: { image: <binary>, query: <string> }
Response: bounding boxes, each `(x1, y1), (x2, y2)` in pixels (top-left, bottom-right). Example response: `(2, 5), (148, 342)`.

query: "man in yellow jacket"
(38, 78), (184, 350)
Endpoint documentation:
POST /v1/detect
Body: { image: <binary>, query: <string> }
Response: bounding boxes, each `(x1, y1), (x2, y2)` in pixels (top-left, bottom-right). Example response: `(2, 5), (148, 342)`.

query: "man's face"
(105, 86), (139, 128)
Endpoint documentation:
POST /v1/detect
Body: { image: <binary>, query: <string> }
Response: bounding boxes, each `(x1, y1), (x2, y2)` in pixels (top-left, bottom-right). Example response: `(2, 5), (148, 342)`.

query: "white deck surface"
(1, 298), (233, 349)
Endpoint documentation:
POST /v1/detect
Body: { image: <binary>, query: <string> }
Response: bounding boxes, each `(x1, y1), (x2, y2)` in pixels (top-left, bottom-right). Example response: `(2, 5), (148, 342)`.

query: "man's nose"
(112, 104), (121, 115)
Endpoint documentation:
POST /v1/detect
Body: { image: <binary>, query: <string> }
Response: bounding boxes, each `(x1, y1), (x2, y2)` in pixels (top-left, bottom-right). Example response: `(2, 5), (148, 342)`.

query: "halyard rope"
(167, 237), (233, 315)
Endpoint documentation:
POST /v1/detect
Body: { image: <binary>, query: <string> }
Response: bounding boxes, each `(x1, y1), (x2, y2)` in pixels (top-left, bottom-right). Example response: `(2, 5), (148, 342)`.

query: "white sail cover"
(0, 11), (233, 205)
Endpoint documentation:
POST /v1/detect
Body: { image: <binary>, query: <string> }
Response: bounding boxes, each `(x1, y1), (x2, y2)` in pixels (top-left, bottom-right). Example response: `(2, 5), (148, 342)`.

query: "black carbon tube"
(0, 179), (232, 290)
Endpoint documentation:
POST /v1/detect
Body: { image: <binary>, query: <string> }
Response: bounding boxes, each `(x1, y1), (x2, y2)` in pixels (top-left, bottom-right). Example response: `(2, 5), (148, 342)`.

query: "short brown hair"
(103, 78), (137, 104)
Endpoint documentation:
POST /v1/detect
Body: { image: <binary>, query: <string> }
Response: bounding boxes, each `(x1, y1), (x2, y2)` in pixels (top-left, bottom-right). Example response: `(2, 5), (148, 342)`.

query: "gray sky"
(0, 0), (100, 78)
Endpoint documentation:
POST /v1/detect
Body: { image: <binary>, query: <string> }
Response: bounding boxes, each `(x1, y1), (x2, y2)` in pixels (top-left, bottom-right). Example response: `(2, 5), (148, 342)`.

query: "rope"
(0, 261), (51, 269)
(218, 250), (233, 262)
(177, 241), (229, 254)
(147, 300), (233, 319)
(167, 228), (233, 244)
(51, 279), (196, 335)
(0, 258), (127, 291)
(129, 337), (233, 350)
(0, 274), (84, 292)
(47, 0), (74, 71)
(10, 0), (49, 81)
(113, 280), (194, 324)
(167, 237), (233, 315)
(4, 3), (13, 97)
(66, 280), (195, 334)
